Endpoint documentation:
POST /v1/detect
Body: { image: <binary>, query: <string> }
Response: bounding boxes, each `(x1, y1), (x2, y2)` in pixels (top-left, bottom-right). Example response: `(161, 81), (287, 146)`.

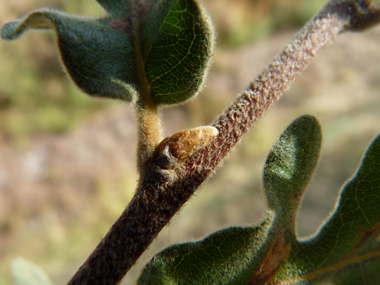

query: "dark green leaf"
(277, 132), (380, 284)
(139, 115), (323, 284)
(139, 116), (380, 284)
(263, 114), (322, 218)
(141, 0), (214, 105)
(0, 0), (214, 106)
(138, 223), (274, 285)
(95, 0), (132, 18)
(1, 9), (138, 101)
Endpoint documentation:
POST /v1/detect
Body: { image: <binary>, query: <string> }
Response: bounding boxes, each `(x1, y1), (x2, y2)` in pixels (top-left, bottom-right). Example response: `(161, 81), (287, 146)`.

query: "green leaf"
(277, 132), (380, 284)
(139, 115), (380, 284)
(141, 0), (214, 105)
(1, 9), (138, 101)
(263, 114), (322, 219)
(138, 115), (323, 284)
(0, 0), (214, 106)
(95, 0), (132, 18)
(138, 222), (274, 285)
(11, 257), (53, 285)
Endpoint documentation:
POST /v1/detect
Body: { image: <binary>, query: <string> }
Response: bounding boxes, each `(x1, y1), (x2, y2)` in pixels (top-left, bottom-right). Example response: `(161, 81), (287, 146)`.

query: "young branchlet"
(2, 0), (380, 284)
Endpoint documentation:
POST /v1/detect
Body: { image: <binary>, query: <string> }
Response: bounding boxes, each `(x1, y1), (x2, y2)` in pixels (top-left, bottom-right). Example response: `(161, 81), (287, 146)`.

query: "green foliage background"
(0, 0), (379, 284)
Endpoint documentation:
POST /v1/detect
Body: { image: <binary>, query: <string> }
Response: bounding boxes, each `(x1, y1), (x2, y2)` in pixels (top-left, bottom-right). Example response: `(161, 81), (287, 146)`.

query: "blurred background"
(1, 0), (380, 284)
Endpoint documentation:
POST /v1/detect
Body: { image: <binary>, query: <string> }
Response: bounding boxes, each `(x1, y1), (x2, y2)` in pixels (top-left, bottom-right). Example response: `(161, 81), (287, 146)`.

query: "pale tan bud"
(156, 126), (218, 169)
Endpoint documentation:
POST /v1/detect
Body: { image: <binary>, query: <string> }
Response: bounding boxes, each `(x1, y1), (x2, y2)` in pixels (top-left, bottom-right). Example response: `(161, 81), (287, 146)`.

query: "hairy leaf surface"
(139, 115), (380, 284)
(0, 0), (213, 105)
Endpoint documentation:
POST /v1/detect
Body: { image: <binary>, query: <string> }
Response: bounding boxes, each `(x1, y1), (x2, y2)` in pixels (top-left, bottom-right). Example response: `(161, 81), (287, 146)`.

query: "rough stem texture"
(68, 2), (361, 284)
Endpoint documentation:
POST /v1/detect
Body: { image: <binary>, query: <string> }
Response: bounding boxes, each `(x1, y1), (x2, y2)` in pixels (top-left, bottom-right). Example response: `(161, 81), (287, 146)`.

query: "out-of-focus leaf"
(12, 257), (53, 285)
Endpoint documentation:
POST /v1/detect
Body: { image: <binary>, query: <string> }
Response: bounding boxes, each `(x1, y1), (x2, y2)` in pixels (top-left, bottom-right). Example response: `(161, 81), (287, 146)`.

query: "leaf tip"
(263, 114), (321, 214)
(1, 21), (22, 41)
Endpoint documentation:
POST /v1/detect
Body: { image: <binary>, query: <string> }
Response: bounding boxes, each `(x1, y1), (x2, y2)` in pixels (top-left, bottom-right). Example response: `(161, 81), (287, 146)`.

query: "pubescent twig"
(68, 1), (380, 284)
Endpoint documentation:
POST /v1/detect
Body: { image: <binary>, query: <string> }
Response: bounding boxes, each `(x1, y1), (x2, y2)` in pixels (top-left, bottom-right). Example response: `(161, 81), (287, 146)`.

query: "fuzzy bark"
(68, 1), (374, 284)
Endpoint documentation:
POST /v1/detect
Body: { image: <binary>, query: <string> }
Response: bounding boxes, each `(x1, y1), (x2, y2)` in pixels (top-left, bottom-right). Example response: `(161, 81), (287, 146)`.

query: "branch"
(68, 1), (380, 284)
